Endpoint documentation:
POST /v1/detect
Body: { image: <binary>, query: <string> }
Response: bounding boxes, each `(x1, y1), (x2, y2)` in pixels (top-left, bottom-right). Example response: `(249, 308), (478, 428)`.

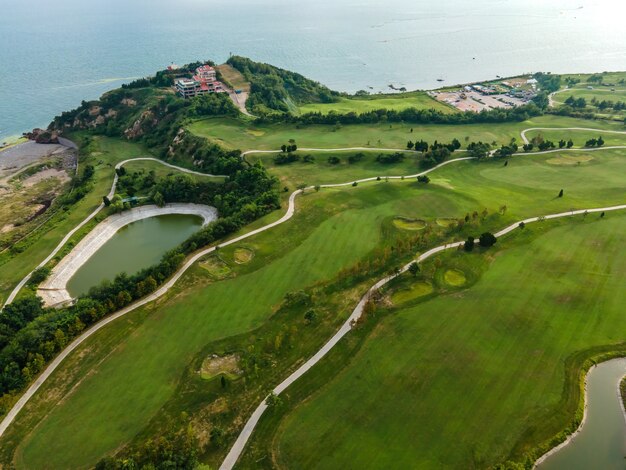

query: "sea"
(1, 0), (626, 142)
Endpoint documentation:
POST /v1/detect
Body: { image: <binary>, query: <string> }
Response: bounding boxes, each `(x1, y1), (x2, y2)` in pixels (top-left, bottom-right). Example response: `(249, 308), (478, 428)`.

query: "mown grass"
(298, 91), (454, 115)
(7, 140), (626, 468)
(8, 185), (469, 468)
(524, 127), (626, 148)
(187, 114), (623, 153)
(272, 213), (626, 469)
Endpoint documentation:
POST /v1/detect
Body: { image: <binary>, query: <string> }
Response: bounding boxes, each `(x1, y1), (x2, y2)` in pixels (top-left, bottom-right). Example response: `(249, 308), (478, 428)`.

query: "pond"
(67, 214), (203, 297)
(537, 358), (626, 470)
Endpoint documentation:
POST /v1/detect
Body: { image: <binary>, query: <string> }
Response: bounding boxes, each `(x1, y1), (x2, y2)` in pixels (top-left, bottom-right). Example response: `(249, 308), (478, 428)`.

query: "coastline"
(37, 203), (217, 307)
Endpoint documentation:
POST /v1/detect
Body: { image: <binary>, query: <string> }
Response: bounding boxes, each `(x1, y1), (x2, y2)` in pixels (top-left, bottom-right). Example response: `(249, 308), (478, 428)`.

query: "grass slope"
(274, 214), (626, 469)
(298, 92), (454, 115)
(187, 115), (624, 152)
(12, 186), (462, 468)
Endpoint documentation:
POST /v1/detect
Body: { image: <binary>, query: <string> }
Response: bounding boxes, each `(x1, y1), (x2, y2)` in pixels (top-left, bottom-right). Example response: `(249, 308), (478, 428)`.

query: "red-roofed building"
(175, 64), (224, 98)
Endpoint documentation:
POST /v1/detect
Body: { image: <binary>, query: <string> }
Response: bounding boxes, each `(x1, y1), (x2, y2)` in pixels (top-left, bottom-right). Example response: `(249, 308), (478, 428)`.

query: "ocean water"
(1, 0), (626, 141)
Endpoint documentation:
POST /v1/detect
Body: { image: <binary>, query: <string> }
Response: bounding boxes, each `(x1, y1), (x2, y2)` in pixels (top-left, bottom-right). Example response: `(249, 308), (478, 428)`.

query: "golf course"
(0, 59), (625, 470)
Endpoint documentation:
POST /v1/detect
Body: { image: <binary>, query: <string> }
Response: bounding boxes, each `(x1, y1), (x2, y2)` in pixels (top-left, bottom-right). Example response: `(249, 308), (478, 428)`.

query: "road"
(1, 126), (626, 458)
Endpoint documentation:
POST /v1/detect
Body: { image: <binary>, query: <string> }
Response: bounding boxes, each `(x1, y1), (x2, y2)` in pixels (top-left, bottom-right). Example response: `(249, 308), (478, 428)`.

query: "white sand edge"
(37, 203), (217, 307)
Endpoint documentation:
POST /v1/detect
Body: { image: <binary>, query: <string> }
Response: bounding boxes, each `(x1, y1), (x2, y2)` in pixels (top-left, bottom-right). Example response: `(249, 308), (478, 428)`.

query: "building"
(174, 65), (224, 98)
(194, 65), (216, 82)
(175, 78), (201, 98)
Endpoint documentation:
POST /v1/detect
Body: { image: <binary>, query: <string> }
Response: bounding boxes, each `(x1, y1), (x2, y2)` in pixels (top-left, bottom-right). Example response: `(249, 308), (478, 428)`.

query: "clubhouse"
(175, 65), (225, 98)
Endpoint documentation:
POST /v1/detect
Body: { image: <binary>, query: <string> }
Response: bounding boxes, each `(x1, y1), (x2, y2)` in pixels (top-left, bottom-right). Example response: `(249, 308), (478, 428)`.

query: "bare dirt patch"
(200, 354), (242, 380)
(199, 256), (233, 279)
(21, 168), (70, 188)
(233, 247), (254, 264)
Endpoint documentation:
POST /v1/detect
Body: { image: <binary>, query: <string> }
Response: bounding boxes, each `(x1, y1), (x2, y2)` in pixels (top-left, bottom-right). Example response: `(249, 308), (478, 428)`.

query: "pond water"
(67, 214), (202, 296)
(537, 358), (626, 470)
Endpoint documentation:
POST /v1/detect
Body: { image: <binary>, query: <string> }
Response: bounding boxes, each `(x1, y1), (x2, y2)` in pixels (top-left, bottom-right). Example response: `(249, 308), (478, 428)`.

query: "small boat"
(437, 78), (444, 82)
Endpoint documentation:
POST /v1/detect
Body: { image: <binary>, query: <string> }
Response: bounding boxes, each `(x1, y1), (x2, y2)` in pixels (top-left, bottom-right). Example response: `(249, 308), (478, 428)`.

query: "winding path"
(1, 126), (626, 462)
(520, 127), (626, 145)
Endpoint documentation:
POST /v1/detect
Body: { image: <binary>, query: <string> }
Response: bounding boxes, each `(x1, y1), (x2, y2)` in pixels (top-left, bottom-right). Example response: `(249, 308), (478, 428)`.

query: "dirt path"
(227, 90), (254, 118)
(1, 127), (626, 460)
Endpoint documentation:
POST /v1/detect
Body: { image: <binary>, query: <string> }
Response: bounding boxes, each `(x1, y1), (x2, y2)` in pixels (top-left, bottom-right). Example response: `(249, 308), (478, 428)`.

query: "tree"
(103, 195), (111, 206)
(519, 221), (526, 229)
(558, 189), (564, 198)
(567, 138), (574, 148)
(416, 175), (430, 184)
(408, 262), (420, 276)
(597, 136), (604, 147)
(479, 232), (497, 247)
(220, 375), (227, 388)
(280, 144), (287, 153)
(314, 185), (321, 192)
(304, 309), (317, 324)
(463, 237), (475, 252)
(600, 211), (605, 218)
(27, 267), (51, 286)
(266, 392), (282, 408)
(328, 156), (340, 164)
(153, 191), (165, 207)
(558, 139), (566, 149)
(467, 142), (491, 159)
(407, 140), (414, 150)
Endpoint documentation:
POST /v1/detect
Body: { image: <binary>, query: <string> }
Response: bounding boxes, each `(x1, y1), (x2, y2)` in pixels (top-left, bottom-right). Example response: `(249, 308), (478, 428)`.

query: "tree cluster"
(258, 102), (541, 127)
(584, 136), (604, 147)
(227, 55), (340, 114)
(95, 425), (198, 470)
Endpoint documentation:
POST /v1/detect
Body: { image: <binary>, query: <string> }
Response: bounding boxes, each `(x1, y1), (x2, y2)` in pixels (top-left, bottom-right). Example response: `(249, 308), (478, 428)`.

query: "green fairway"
(273, 213), (626, 469)
(554, 87), (626, 105)
(298, 92), (455, 115)
(7, 140), (626, 468)
(11, 184), (471, 469)
(188, 115), (624, 153)
(523, 128), (626, 148)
